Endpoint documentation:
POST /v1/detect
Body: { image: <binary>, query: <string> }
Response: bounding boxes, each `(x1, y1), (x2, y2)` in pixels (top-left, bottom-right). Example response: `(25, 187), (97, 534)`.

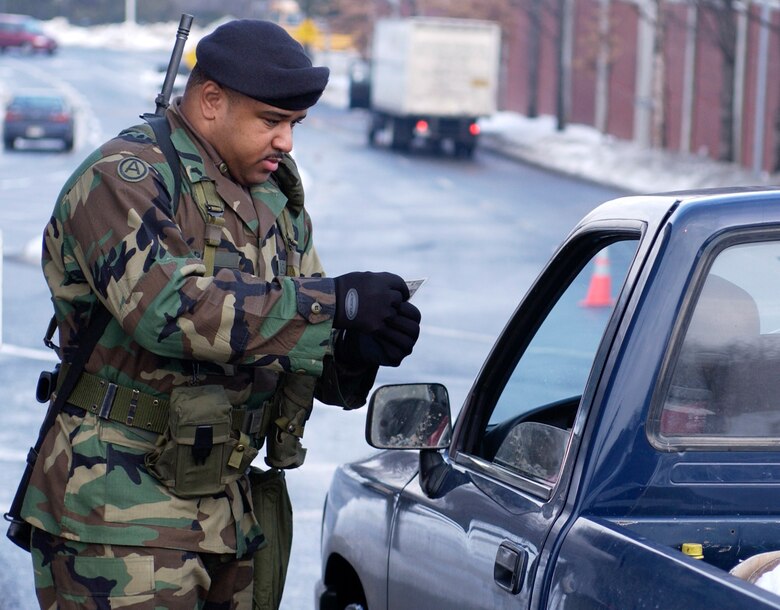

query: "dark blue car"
(3, 93), (74, 151)
(317, 188), (780, 610)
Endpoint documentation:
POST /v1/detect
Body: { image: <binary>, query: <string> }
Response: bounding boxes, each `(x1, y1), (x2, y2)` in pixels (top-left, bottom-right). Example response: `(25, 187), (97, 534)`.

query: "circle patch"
(345, 288), (359, 321)
(117, 157), (149, 182)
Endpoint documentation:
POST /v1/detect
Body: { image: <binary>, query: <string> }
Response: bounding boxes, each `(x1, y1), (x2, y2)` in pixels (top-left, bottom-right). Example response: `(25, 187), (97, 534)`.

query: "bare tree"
(630, 0), (668, 149)
(514, 0), (565, 121)
(526, 0), (544, 117)
(555, 0), (574, 131)
(692, 0), (738, 162)
(569, 0), (621, 134)
(651, 0), (667, 149)
(595, 0), (614, 134)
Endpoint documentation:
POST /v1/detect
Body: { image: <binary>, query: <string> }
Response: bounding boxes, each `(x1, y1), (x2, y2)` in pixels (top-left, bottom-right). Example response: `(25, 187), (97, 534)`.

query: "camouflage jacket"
(21, 102), (376, 557)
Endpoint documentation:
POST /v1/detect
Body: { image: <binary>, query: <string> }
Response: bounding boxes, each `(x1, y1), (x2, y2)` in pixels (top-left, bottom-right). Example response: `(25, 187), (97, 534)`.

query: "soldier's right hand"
(274, 153), (304, 212)
(333, 271), (410, 333)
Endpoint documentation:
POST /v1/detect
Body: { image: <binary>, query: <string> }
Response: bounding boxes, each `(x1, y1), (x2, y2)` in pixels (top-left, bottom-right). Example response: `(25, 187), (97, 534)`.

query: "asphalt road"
(0, 45), (623, 609)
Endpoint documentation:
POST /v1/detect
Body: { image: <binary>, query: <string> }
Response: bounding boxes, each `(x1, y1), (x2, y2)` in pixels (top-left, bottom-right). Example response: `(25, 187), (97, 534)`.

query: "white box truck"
(365, 17), (501, 158)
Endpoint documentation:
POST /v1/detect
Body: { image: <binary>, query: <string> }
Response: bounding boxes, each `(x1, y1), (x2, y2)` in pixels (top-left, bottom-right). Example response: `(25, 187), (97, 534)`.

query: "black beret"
(196, 19), (330, 110)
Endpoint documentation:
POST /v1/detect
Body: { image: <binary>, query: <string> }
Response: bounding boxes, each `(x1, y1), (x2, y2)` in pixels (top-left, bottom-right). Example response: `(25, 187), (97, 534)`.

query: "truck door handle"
(494, 541), (527, 594)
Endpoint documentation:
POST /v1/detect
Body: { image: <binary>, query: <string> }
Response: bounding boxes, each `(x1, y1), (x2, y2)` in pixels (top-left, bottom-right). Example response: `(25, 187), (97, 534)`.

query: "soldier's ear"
(200, 81), (226, 121)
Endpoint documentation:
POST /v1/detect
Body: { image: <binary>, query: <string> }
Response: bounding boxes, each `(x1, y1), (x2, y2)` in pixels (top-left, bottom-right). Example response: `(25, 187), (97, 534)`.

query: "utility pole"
(634, 0), (656, 148)
(125, 0), (137, 25)
(733, 3), (747, 164)
(752, 1), (771, 176)
(679, 4), (697, 154)
(594, 0), (611, 134)
(527, 0), (542, 118)
(555, 0), (574, 131)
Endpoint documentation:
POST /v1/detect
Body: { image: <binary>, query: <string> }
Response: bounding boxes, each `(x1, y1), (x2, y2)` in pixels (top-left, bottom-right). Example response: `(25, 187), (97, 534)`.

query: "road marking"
(424, 324), (495, 343)
(0, 343), (58, 362)
(0, 170), (73, 190)
(0, 448), (30, 463)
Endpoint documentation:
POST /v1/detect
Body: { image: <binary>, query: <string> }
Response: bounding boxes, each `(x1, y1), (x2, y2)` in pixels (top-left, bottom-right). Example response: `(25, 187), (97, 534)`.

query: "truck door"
(386, 228), (642, 609)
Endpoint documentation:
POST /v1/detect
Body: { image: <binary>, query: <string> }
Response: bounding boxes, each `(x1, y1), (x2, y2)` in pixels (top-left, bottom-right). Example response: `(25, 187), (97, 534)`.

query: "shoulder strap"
(140, 115), (222, 278)
(59, 305), (113, 396)
(190, 180), (224, 276)
(142, 113), (181, 215)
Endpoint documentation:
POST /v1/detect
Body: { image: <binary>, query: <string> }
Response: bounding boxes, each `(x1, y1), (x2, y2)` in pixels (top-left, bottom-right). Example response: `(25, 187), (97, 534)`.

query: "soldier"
(20, 19), (421, 609)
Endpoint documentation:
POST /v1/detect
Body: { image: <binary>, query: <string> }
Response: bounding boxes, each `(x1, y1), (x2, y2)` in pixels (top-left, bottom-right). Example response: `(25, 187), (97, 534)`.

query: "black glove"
(375, 301), (421, 364)
(337, 301), (421, 367)
(333, 271), (410, 333)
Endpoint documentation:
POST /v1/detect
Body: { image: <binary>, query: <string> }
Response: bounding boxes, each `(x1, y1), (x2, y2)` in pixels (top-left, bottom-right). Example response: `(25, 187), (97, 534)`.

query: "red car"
(0, 14), (57, 54)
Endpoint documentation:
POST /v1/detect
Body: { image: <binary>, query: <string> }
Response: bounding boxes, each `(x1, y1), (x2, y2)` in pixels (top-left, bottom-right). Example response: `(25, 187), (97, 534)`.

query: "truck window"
(655, 239), (780, 448)
(478, 238), (639, 490)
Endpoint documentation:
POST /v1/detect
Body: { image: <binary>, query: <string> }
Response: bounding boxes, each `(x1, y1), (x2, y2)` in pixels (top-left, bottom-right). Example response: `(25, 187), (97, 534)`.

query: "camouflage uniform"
(22, 102), (376, 607)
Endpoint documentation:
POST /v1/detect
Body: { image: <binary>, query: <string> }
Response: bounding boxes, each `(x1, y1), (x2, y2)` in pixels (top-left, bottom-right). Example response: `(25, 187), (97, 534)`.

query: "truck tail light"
(415, 120), (429, 135)
(469, 122), (480, 136)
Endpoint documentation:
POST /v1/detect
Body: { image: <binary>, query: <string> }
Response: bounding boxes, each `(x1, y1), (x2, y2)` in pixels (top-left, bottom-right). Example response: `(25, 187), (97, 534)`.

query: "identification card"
(405, 278), (427, 299)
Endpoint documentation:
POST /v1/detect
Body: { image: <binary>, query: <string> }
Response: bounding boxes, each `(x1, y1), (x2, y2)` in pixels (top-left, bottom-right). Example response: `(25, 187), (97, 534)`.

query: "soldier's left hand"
(337, 301), (421, 367)
(373, 301), (421, 365)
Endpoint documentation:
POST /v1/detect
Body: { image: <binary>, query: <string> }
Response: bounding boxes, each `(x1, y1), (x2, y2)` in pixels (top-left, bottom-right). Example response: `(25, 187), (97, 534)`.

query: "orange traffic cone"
(580, 251), (612, 307)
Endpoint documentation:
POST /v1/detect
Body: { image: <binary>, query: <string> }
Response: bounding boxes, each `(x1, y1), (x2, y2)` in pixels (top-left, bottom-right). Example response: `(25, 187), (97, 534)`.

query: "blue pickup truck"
(316, 188), (780, 609)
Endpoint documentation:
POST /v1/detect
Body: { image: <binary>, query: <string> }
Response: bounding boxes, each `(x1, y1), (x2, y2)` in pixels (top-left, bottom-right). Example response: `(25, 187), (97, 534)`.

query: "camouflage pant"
(30, 528), (253, 609)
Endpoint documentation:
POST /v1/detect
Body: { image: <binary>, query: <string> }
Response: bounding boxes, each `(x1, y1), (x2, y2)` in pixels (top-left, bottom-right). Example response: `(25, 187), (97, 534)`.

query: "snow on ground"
(478, 112), (773, 195)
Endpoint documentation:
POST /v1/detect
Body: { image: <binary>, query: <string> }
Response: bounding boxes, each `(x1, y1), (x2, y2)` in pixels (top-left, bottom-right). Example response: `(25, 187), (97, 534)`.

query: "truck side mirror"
(366, 383), (452, 450)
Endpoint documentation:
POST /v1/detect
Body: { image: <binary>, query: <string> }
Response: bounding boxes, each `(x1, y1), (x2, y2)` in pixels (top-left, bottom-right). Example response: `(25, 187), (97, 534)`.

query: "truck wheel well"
(322, 554), (368, 610)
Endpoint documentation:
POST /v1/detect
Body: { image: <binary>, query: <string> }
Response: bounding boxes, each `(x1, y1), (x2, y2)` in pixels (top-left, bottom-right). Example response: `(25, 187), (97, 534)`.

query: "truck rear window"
(655, 239), (780, 448)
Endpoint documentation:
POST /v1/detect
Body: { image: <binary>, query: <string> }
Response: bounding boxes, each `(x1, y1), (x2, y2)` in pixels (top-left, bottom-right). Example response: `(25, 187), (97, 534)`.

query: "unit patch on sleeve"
(117, 157), (150, 182)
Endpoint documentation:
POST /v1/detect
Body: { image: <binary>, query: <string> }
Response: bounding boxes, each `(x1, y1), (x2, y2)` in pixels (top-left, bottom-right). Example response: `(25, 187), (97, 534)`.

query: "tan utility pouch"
(265, 374), (316, 469)
(145, 385), (258, 498)
(250, 467), (293, 610)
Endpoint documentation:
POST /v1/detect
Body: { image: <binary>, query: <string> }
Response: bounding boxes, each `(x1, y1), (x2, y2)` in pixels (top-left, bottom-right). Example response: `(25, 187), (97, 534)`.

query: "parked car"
(317, 188), (780, 609)
(3, 93), (74, 151)
(0, 14), (57, 54)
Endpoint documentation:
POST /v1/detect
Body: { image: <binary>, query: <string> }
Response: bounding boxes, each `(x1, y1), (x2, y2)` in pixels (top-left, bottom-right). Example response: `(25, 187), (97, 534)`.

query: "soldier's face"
(212, 91), (307, 186)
